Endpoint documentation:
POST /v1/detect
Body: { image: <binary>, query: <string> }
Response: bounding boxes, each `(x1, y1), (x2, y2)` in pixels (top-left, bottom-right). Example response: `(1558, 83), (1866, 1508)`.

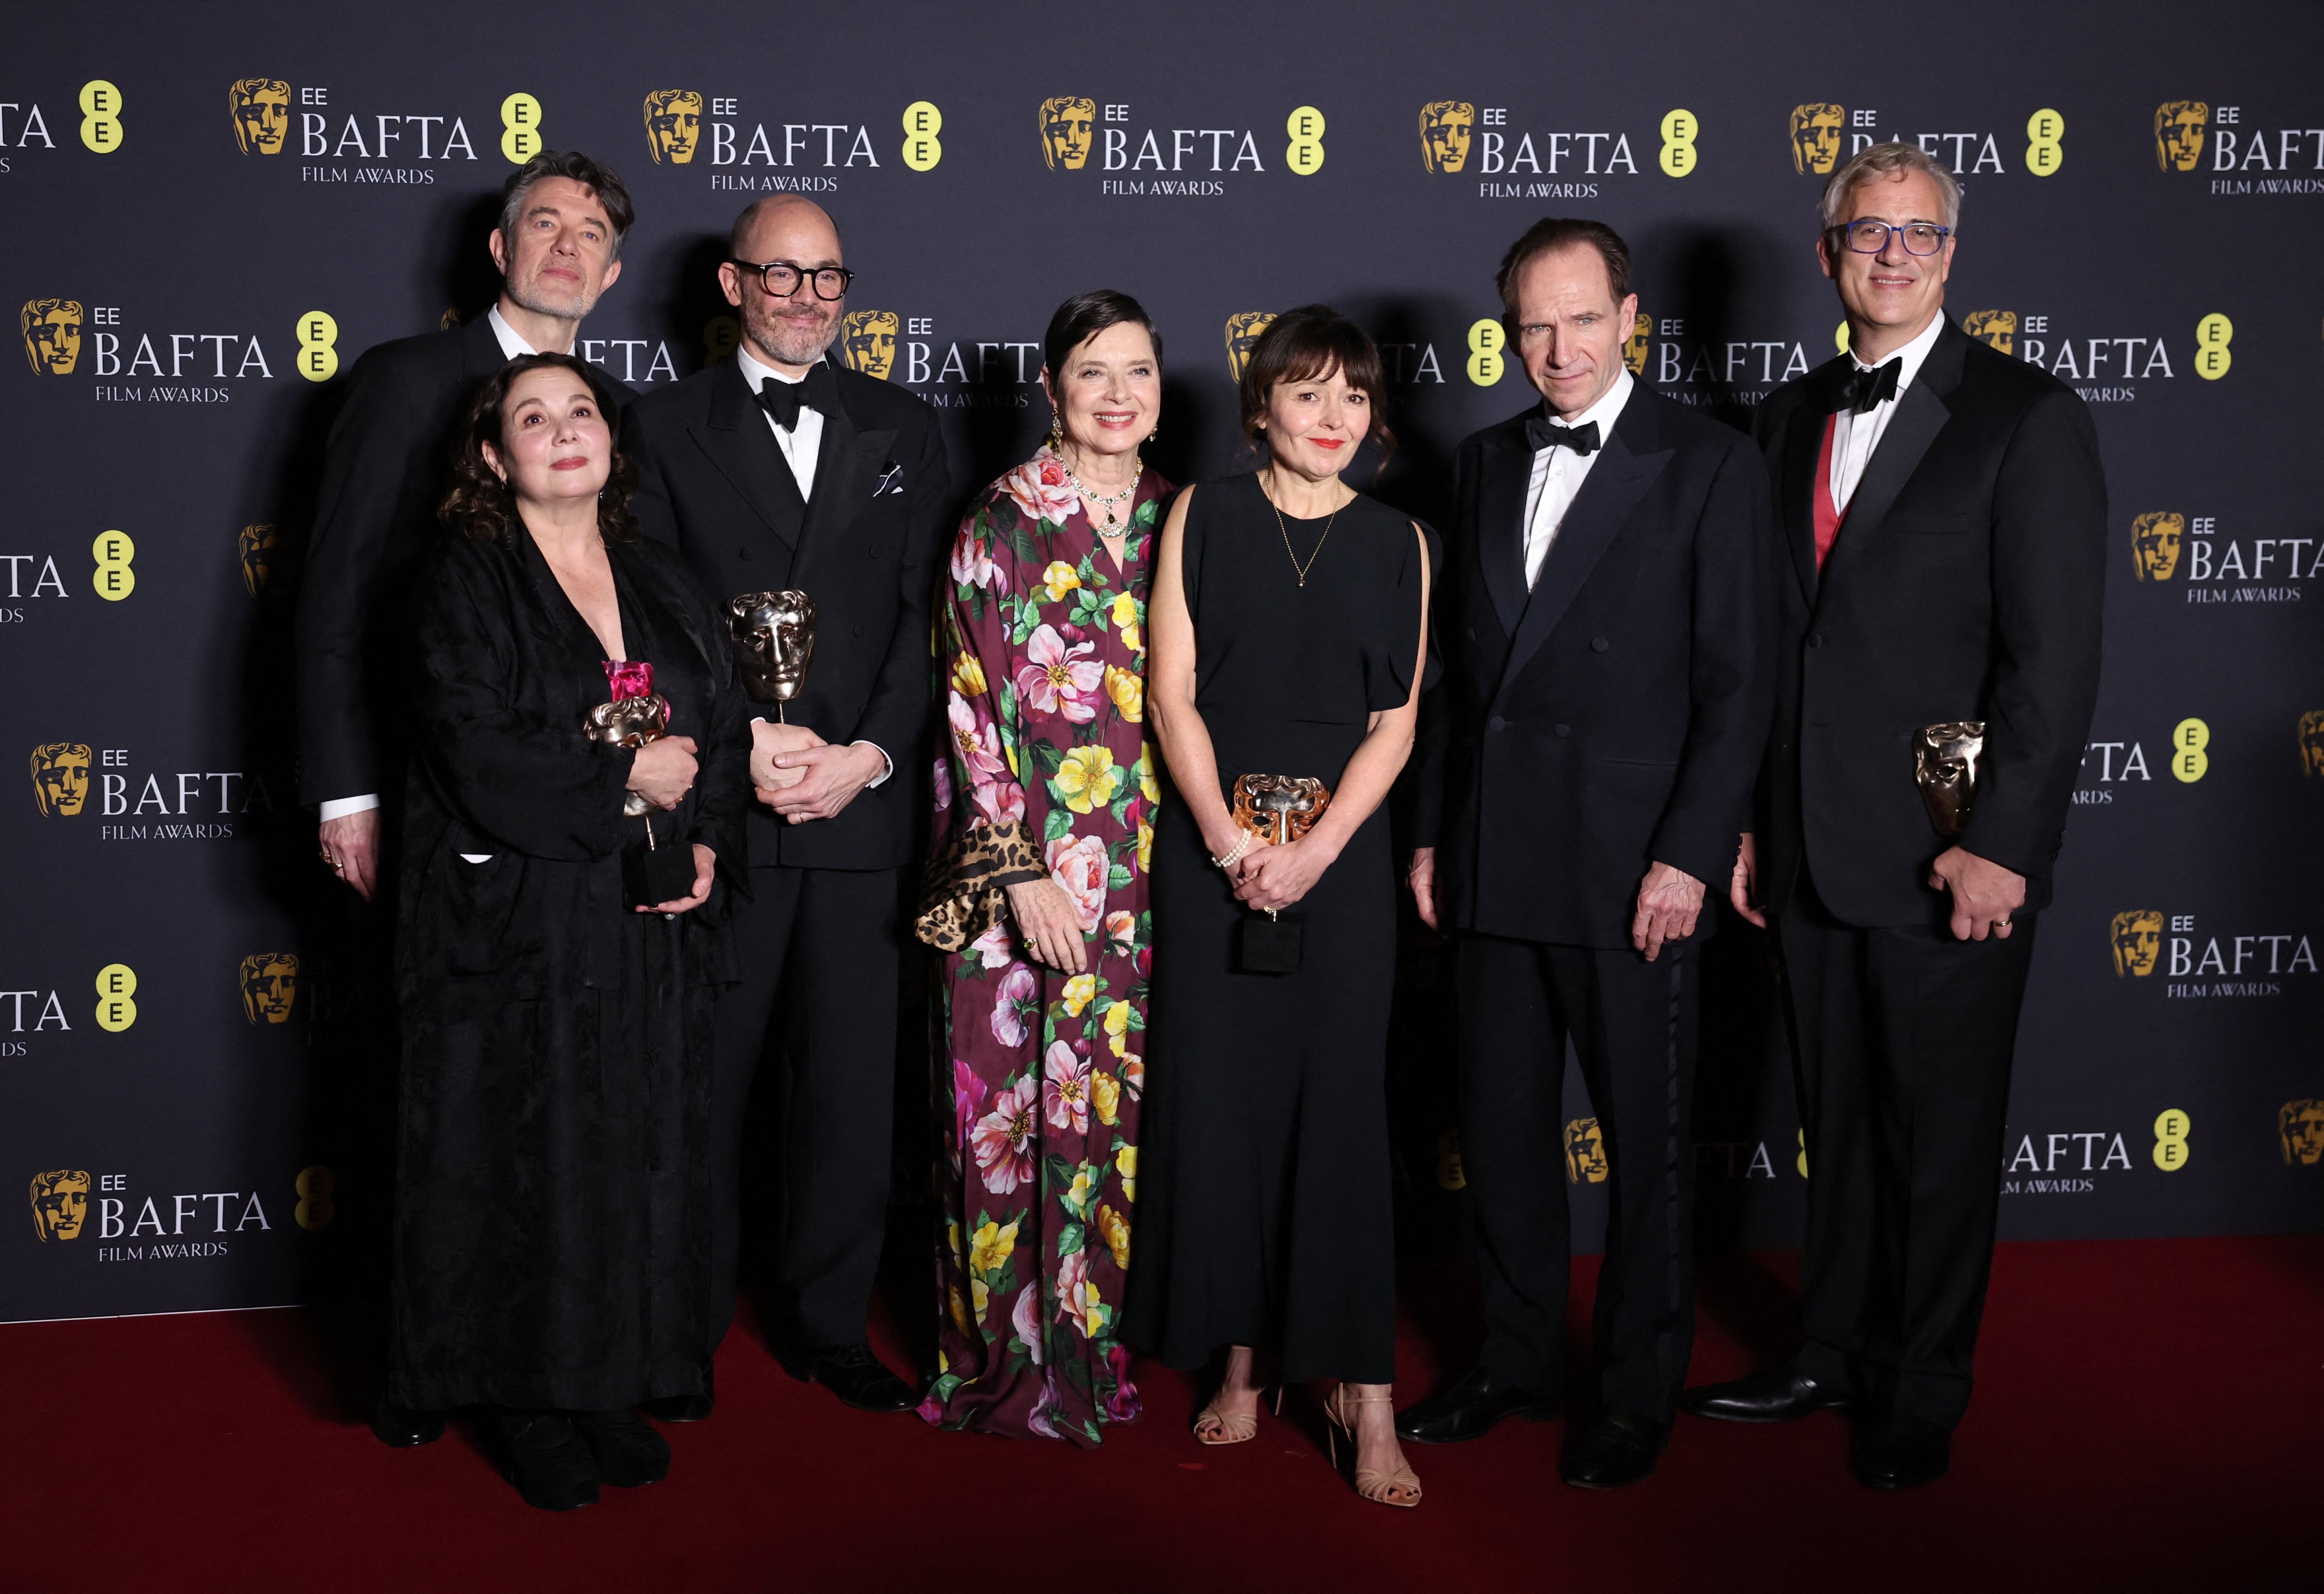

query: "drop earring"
(1049, 411), (1064, 451)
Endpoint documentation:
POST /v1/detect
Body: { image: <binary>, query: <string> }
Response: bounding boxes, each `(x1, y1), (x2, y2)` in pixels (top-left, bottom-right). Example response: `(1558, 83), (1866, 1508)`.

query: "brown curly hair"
(440, 352), (637, 544)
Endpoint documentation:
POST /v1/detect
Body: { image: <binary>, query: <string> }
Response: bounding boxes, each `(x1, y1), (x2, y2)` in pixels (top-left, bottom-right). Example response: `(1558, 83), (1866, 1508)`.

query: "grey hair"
(1818, 141), (1961, 232)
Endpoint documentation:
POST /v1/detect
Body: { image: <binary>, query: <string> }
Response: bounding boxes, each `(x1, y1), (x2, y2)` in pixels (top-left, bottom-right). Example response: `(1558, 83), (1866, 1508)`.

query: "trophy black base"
(1235, 913), (1304, 975)
(624, 828), (699, 908)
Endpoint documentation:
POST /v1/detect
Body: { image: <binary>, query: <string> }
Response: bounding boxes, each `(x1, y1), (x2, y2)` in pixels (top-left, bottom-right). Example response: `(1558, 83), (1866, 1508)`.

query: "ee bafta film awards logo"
(2298, 710), (2324, 777)
(2281, 1101), (2324, 1166)
(229, 78), (290, 154)
(30, 742), (92, 817)
(22, 298), (82, 374)
(1623, 312), (1650, 375)
(1419, 101), (1475, 173)
(642, 89), (703, 165)
(30, 1170), (90, 1242)
(2156, 101), (2208, 171)
(2130, 511), (2184, 581)
(2110, 910), (2163, 978)
(1564, 1118), (1609, 1184)
(239, 953), (299, 1025)
(838, 310), (898, 380)
(1040, 97), (1096, 170)
(239, 523), (297, 598)
(1790, 103), (1845, 174)
(1224, 312), (1275, 382)
(1963, 310), (2017, 356)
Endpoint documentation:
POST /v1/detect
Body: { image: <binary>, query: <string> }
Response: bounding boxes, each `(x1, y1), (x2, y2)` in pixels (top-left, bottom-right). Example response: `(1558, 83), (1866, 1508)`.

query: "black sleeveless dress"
(1129, 472), (1424, 1385)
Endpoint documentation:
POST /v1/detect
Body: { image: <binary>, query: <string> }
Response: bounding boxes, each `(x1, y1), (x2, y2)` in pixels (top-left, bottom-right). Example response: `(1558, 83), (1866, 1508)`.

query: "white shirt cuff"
(318, 794), (380, 820)
(851, 742), (893, 788)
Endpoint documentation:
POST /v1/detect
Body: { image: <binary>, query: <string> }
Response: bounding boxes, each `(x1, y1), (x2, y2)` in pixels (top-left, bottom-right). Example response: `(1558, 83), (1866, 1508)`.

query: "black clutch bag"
(1235, 911), (1304, 975)
(622, 819), (699, 909)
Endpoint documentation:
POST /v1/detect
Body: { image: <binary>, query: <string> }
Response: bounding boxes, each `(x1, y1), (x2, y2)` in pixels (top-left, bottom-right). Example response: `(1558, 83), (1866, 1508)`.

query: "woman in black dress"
(1133, 306), (1431, 1508)
(390, 353), (751, 1510)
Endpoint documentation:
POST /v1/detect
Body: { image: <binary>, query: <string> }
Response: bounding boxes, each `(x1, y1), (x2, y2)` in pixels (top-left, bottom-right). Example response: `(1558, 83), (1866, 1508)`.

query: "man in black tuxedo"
(623, 196), (950, 1417)
(1402, 218), (1777, 1487)
(293, 149), (633, 1450)
(1682, 144), (2106, 1489)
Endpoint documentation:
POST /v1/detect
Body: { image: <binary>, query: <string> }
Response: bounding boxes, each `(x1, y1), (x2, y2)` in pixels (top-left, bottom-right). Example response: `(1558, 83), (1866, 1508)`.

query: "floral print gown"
(917, 447), (1172, 1444)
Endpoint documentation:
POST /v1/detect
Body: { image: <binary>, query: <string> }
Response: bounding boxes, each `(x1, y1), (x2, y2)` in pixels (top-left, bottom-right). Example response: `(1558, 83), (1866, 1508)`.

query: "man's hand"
(764, 742), (885, 823)
(1729, 832), (1767, 928)
(1631, 860), (1707, 962)
(1928, 844), (2025, 942)
(318, 809), (382, 902)
(750, 720), (825, 792)
(1409, 846), (1439, 931)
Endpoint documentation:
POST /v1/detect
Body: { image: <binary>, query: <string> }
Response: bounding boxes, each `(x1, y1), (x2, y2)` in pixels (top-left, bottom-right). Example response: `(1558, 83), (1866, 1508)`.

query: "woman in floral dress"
(915, 292), (1173, 1443)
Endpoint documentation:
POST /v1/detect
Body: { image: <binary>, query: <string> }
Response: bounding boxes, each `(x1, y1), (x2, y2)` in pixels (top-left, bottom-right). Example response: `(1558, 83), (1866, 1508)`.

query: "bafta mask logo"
(2155, 101), (2209, 173)
(839, 310), (898, 380)
(2131, 511), (2184, 582)
(2300, 710), (2324, 777)
(22, 298), (84, 376)
(239, 953), (300, 1024)
(2281, 1100), (2324, 1166)
(1564, 1118), (1609, 1184)
(1434, 1129), (1466, 1191)
(1789, 102), (1846, 175)
(1224, 311), (1276, 382)
(1963, 310), (2018, 356)
(238, 523), (298, 598)
(642, 89), (704, 166)
(1418, 100), (1476, 174)
(29, 1170), (90, 1242)
(2110, 910), (2163, 978)
(1039, 96), (1096, 171)
(30, 742), (92, 817)
(1623, 312), (1650, 375)
(229, 78), (290, 155)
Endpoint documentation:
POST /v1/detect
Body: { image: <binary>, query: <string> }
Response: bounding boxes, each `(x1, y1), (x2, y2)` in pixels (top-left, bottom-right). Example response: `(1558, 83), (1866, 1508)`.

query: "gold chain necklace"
(1264, 480), (1346, 588)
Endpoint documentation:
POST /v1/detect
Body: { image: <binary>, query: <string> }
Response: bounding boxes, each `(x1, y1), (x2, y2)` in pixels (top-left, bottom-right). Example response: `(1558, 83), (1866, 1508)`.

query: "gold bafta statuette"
(585, 693), (671, 818)
(728, 590), (817, 721)
(1913, 721), (1985, 838)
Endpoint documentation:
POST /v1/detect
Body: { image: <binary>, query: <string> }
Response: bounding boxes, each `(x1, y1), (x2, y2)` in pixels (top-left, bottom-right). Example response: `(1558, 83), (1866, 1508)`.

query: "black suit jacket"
(623, 356), (952, 872)
(1753, 316), (2107, 927)
(1415, 382), (1778, 949)
(295, 315), (632, 806)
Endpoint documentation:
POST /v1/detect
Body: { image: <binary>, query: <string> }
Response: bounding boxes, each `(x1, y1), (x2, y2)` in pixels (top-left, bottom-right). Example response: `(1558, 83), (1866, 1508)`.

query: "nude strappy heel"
(1322, 1385), (1423, 1508)
(1192, 1381), (1280, 1446)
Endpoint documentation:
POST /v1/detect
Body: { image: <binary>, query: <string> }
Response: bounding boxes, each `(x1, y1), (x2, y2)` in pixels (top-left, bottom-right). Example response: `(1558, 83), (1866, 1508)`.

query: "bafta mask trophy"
(728, 590), (817, 721)
(583, 661), (694, 905)
(1913, 721), (1986, 839)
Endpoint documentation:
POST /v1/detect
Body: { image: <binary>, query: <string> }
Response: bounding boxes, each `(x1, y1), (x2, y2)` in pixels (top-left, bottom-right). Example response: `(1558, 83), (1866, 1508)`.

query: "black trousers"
(1775, 886), (2037, 1429)
(1456, 932), (1700, 1423)
(710, 864), (900, 1354)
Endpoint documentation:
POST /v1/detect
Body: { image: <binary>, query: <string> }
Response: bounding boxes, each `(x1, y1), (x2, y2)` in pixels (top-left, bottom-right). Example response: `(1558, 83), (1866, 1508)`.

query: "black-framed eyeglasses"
(730, 259), (854, 300)
(1830, 220), (1952, 256)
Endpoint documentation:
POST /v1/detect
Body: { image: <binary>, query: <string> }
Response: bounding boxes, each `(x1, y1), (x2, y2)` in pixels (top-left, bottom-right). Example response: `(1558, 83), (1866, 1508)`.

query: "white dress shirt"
(734, 343), (826, 501)
(1521, 368), (1634, 589)
(1827, 311), (1945, 518)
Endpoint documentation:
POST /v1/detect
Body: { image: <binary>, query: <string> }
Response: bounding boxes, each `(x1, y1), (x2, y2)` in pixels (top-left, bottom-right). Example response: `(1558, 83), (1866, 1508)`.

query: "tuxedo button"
(738, 547), (752, 562)
(852, 623), (865, 638)
(1591, 637), (1609, 653)
(1465, 626), (1477, 641)
(1808, 633), (1826, 649)
(1554, 724), (1571, 738)
(1487, 716), (1506, 733)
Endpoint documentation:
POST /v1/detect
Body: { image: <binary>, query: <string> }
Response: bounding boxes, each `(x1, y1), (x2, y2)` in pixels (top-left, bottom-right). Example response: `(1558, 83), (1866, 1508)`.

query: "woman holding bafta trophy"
(1129, 306), (1432, 1508)
(916, 291), (1174, 1443)
(390, 352), (751, 1511)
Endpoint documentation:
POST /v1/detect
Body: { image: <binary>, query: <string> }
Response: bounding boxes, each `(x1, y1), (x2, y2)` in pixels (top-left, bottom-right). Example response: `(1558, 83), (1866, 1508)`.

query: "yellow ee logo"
(296, 312), (338, 382)
(94, 964), (137, 1032)
(1659, 109), (1698, 177)
(1835, 319), (1851, 355)
(92, 531), (134, 601)
(703, 314), (739, 365)
(1466, 319), (1506, 386)
(2153, 1108), (2190, 1171)
(1285, 106), (1325, 175)
(2194, 313), (2232, 380)
(295, 1164), (335, 1230)
(2024, 109), (2064, 176)
(901, 100), (942, 171)
(1797, 1128), (1809, 1179)
(79, 79), (123, 154)
(2170, 717), (2209, 782)
(500, 92), (543, 165)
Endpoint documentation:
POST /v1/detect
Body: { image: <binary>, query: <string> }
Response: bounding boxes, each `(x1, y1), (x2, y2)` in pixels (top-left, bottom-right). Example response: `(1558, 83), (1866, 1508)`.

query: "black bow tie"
(754, 362), (839, 430)
(1524, 414), (1600, 456)
(1834, 358), (1901, 414)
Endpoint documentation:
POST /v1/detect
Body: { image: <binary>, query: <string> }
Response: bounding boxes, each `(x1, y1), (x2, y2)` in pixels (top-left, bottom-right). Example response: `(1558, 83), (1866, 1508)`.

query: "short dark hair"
(498, 150), (634, 261)
(441, 353), (637, 545)
(1494, 217), (1633, 321)
(1042, 289), (1163, 378)
(1236, 304), (1396, 466)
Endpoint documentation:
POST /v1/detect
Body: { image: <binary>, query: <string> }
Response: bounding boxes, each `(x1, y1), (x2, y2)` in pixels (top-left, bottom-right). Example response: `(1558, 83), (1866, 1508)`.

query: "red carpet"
(4, 1236), (2318, 1593)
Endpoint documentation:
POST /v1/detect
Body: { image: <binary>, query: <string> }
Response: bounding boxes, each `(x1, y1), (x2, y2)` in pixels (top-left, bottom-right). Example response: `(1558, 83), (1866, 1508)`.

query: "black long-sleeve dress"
(1129, 473), (1426, 1386)
(386, 528), (750, 1413)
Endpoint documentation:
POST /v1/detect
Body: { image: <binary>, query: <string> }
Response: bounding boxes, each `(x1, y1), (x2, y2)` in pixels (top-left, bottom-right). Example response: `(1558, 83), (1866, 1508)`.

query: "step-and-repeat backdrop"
(7, 0), (2320, 1323)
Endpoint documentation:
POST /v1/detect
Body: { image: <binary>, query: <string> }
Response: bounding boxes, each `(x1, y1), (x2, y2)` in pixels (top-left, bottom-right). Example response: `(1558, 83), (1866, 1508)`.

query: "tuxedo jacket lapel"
(1778, 396), (1826, 606)
(791, 388), (896, 570)
(1474, 430), (1530, 638)
(692, 360), (806, 553)
(459, 314), (505, 382)
(1819, 384), (1951, 596)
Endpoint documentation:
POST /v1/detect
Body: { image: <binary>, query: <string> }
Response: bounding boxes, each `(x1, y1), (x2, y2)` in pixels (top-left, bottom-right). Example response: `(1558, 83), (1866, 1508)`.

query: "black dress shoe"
(369, 1399), (446, 1448)
(572, 1410), (672, 1488)
(642, 1364), (713, 1423)
(1560, 1411), (1669, 1490)
(486, 1411), (599, 1512)
(1853, 1415), (1950, 1490)
(1394, 1365), (1561, 1445)
(779, 1343), (915, 1412)
(1680, 1363), (1849, 1424)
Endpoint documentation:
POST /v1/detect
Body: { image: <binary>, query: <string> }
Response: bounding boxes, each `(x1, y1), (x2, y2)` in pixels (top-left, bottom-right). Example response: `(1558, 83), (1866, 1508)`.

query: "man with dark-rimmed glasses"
(1686, 142), (2106, 1489)
(623, 195), (951, 1421)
